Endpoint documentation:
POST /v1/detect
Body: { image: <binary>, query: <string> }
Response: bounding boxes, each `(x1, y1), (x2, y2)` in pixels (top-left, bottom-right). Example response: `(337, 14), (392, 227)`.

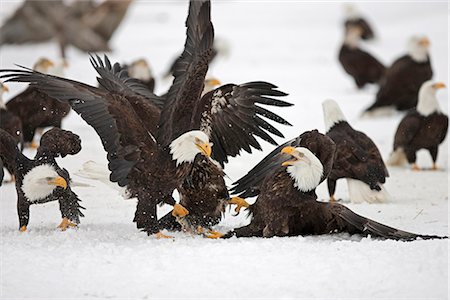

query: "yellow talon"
(329, 195), (337, 203)
(432, 163), (438, 171)
(172, 203), (189, 217)
(57, 217), (77, 231)
(412, 163), (421, 171)
(19, 226), (27, 232)
(28, 141), (39, 149)
(229, 196), (249, 215)
(205, 230), (224, 239)
(196, 226), (205, 234)
(155, 231), (173, 239)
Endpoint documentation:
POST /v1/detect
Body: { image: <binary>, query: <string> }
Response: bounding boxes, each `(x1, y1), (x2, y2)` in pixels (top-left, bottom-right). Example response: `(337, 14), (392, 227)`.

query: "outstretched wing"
(0, 67), (157, 187)
(198, 82), (292, 166)
(90, 54), (163, 133)
(331, 202), (445, 241)
(158, 0), (214, 146)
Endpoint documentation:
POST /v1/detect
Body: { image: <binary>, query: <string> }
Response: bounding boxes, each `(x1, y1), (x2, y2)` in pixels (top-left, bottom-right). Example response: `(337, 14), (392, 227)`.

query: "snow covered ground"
(0, 1), (448, 299)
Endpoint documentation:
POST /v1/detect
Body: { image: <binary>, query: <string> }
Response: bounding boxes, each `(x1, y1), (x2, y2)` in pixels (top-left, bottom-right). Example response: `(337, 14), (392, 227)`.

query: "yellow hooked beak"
(419, 37), (430, 47)
(48, 176), (68, 189)
(196, 141), (212, 157)
(205, 78), (221, 87)
(432, 82), (446, 89)
(2, 85), (9, 93)
(281, 146), (303, 167)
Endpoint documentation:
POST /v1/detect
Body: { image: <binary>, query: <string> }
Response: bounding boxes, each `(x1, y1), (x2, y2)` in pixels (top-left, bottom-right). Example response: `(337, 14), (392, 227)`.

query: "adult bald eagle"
(5, 58), (71, 148)
(2, 0), (289, 237)
(0, 128), (84, 231)
(366, 36), (433, 113)
(343, 4), (375, 41)
(227, 130), (444, 240)
(338, 24), (385, 89)
(388, 81), (448, 170)
(322, 99), (389, 203)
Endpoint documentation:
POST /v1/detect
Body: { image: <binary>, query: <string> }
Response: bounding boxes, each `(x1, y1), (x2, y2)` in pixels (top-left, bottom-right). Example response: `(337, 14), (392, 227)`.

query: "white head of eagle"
(281, 146), (324, 192)
(22, 164), (68, 202)
(408, 36), (430, 63)
(417, 81), (446, 116)
(170, 130), (212, 166)
(322, 99), (347, 132)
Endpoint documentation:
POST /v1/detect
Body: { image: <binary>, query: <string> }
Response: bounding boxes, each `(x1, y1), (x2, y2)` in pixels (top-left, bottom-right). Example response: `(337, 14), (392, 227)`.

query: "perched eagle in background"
(338, 24), (385, 89)
(0, 128), (84, 231)
(228, 130), (445, 240)
(322, 99), (389, 203)
(123, 58), (156, 93)
(0, 0), (132, 59)
(366, 36), (433, 113)
(5, 58), (71, 148)
(388, 81), (448, 170)
(343, 4), (376, 41)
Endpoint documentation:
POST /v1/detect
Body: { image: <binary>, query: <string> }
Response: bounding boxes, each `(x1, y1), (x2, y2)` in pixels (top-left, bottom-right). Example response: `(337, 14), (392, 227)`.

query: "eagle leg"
(229, 196), (250, 216)
(431, 163), (439, 171)
(57, 217), (77, 231)
(172, 203), (189, 217)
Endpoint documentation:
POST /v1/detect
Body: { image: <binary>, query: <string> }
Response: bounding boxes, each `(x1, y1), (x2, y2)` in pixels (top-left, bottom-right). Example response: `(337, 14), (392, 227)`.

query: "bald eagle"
(322, 99), (389, 203)
(366, 36), (433, 113)
(0, 128), (84, 231)
(1, 0), (291, 238)
(5, 58), (71, 147)
(343, 4), (375, 41)
(338, 24), (385, 89)
(388, 81), (448, 170)
(227, 130), (444, 240)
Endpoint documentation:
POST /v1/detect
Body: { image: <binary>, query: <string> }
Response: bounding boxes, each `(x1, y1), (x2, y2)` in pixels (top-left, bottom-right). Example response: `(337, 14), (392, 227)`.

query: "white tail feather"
(75, 161), (130, 198)
(387, 148), (408, 166)
(347, 179), (390, 203)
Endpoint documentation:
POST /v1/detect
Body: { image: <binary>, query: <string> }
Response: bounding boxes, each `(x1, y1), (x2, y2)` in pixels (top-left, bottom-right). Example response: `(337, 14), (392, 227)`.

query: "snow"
(0, 1), (448, 298)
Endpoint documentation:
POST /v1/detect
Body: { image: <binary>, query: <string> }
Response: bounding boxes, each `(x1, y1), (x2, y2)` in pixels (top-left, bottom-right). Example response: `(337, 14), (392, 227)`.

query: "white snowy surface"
(0, 1), (448, 299)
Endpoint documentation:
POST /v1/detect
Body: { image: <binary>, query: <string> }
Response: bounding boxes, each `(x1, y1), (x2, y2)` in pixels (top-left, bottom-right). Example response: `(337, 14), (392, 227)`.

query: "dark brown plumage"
(366, 37), (433, 112)
(338, 25), (385, 89)
(228, 130), (445, 241)
(0, 128), (84, 231)
(389, 81), (448, 170)
(0, 82), (23, 151)
(6, 59), (71, 145)
(323, 100), (389, 203)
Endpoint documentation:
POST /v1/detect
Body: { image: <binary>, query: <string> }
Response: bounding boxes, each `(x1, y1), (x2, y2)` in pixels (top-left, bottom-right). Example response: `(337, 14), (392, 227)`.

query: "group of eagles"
(0, 1), (447, 241)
